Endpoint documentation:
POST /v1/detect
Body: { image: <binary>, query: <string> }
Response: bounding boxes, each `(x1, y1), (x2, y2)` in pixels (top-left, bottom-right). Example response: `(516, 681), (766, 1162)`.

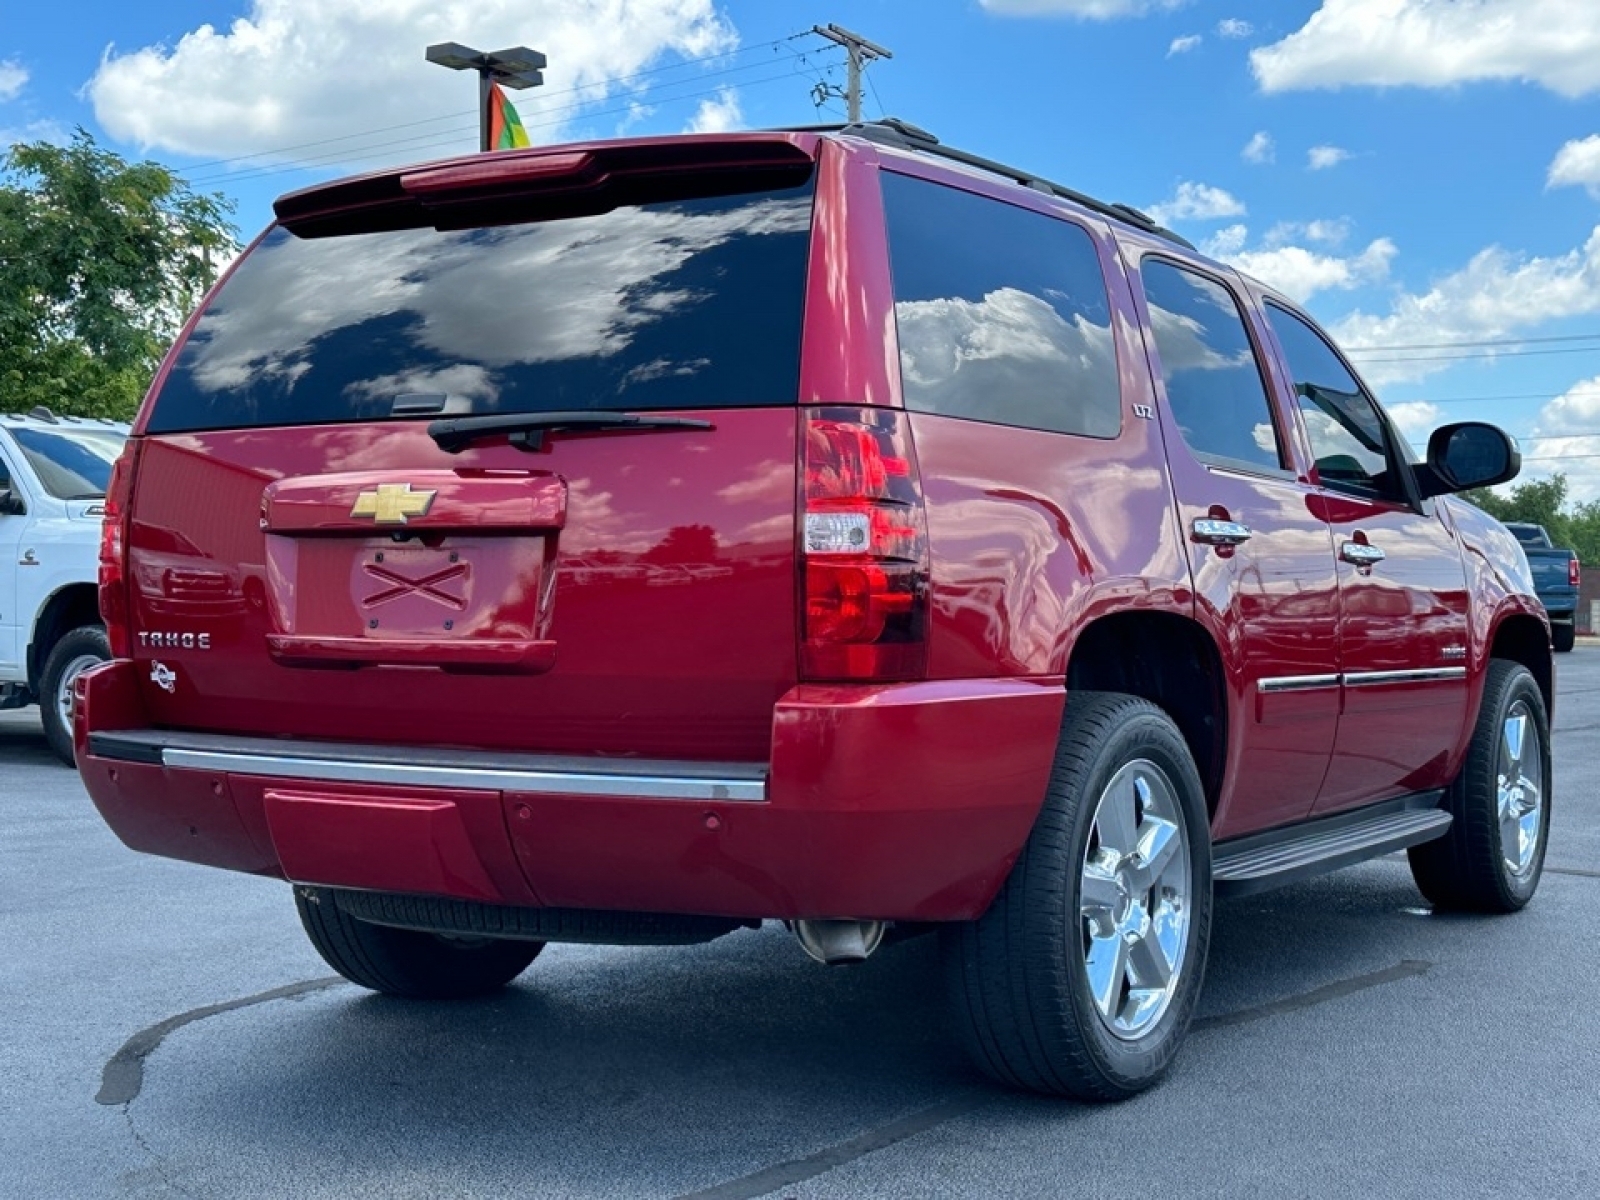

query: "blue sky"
(7, 0), (1600, 499)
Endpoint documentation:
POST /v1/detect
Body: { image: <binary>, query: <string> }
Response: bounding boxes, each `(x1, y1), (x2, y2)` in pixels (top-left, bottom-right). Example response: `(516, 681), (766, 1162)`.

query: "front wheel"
(1408, 660), (1550, 912)
(942, 691), (1212, 1100)
(39, 625), (109, 766)
(295, 887), (542, 999)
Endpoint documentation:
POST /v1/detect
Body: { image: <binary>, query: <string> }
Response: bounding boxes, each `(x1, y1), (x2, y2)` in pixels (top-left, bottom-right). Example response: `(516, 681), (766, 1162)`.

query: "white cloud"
(1308, 144), (1351, 170)
(0, 60), (26, 102)
(1145, 181), (1246, 225)
(1265, 218), (1351, 246)
(1531, 375), (1600, 500)
(1252, 0), (1600, 98)
(1331, 227), (1600, 386)
(0, 119), (69, 146)
(1386, 400), (1442, 442)
(979, 0), (1188, 18)
(88, 0), (734, 163)
(1217, 18), (1253, 38)
(1242, 130), (1274, 163)
(1168, 35), (1203, 56)
(684, 87), (740, 133)
(1549, 135), (1600, 198)
(1204, 229), (1396, 302)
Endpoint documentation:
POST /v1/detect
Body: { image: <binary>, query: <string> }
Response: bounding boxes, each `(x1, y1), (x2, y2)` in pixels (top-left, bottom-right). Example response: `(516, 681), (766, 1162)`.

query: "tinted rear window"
(881, 171), (1121, 438)
(147, 182), (815, 433)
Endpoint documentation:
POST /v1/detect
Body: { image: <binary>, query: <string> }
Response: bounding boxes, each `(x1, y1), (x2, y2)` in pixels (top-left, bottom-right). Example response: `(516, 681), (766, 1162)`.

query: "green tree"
(0, 130), (237, 420)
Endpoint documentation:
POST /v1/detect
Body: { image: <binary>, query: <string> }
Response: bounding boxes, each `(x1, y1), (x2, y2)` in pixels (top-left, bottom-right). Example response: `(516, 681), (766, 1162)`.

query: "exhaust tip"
(794, 919), (887, 965)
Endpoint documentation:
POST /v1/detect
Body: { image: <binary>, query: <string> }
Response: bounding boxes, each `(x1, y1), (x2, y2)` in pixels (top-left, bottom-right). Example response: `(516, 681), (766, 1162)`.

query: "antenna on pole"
(810, 24), (892, 122)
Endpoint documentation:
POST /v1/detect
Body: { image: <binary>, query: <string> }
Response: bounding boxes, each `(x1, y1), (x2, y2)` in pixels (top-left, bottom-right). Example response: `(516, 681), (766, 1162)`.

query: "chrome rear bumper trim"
(88, 729), (767, 802)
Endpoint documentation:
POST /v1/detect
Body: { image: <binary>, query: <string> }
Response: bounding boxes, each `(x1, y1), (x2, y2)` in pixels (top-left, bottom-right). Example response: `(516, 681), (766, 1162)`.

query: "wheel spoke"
(1095, 774), (1142, 858)
(1129, 817), (1181, 893)
(1084, 931), (1129, 1021)
(1126, 926), (1174, 990)
(1501, 713), (1527, 776)
(1080, 859), (1122, 923)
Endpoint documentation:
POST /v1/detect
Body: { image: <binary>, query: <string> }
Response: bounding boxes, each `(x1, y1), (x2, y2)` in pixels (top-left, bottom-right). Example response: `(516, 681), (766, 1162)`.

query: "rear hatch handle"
(428, 411), (713, 454)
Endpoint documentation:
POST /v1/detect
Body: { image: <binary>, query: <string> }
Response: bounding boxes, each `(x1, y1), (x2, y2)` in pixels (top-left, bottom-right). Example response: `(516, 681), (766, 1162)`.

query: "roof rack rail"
(27, 406), (60, 424)
(806, 117), (1195, 251)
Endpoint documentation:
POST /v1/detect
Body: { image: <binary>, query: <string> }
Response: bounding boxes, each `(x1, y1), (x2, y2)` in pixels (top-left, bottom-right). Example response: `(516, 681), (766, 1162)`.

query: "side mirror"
(0, 486), (24, 517)
(1418, 422), (1521, 498)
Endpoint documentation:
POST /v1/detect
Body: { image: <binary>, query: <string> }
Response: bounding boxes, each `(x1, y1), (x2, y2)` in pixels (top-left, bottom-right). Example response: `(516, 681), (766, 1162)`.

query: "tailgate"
(126, 416), (797, 759)
(120, 141), (817, 761)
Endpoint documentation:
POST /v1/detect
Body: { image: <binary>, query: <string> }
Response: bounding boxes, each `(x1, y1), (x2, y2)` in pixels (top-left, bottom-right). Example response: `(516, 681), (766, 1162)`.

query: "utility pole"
(426, 42), (546, 151)
(811, 24), (892, 123)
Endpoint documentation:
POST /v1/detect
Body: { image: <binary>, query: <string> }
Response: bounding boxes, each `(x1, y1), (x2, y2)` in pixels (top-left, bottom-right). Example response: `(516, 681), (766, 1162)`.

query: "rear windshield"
(1509, 525), (1550, 548)
(10, 427), (126, 499)
(147, 181), (815, 433)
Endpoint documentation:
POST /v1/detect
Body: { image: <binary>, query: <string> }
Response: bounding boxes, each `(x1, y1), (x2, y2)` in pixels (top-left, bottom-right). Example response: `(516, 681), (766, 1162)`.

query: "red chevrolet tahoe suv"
(76, 120), (1552, 1101)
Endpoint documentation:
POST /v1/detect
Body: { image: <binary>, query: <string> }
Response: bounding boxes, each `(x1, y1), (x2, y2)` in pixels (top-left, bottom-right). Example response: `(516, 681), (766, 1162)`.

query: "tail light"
(98, 443), (140, 659)
(800, 406), (930, 681)
(1571, 557), (1581, 588)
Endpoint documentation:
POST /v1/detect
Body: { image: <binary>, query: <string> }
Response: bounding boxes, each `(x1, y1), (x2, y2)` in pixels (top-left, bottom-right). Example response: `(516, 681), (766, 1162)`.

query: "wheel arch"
(1065, 610), (1227, 818)
(1487, 610), (1554, 717)
(27, 583), (102, 691)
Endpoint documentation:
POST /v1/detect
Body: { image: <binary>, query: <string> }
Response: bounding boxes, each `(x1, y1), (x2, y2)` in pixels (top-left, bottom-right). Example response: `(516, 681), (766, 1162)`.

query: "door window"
(1266, 303), (1406, 503)
(1139, 260), (1285, 474)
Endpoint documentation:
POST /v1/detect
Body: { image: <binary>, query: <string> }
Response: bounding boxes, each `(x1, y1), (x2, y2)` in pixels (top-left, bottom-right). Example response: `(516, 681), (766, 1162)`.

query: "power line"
(1346, 331), (1600, 354)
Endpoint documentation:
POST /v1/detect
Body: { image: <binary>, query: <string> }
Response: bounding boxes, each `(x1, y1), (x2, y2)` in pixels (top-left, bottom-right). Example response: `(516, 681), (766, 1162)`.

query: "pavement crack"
(121, 1105), (200, 1198)
(97, 976), (344, 1106)
(677, 960), (1432, 1200)
(1193, 959), (1432, 1031)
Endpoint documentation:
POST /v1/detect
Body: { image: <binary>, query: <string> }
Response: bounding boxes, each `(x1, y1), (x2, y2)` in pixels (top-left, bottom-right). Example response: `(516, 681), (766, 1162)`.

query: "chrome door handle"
(1340, 540), (1386, 566)
(1191, 518), (1253, 546)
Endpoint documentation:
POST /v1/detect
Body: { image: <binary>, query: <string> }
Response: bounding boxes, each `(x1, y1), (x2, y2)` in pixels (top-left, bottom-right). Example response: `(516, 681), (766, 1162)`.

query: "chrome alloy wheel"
(1498, 699), (1544, 877)
(54, 653), (103, 738)
(1079, 759), (1192, 1041)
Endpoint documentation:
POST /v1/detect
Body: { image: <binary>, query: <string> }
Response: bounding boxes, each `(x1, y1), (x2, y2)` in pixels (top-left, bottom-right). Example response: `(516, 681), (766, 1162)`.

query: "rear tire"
(39, 625), (109, 767)
(1408, 660), (1549, 913)
(1552, 622), (1575, 653)
(941, 692), (1212, 1100)
(295, 886), (542, 998)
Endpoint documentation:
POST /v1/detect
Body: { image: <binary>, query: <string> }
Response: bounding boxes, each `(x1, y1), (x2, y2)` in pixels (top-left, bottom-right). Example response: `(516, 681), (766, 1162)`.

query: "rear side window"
(146, 182), (816, 433)
(881, 172), (1120, 438)
(1139, 260), (1284, 474)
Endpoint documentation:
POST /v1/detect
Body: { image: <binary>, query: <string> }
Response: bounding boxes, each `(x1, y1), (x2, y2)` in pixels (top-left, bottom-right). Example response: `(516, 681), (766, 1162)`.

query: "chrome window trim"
(1258, 674), (1341, 694)
(1342, 667), (1467, 688)
(1259, 667), (1466, 695)
(161, 748), (768, 803)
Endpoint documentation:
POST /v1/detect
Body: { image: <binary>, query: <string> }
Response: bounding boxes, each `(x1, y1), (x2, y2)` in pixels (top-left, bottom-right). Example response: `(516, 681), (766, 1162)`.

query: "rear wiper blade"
(428, 411), (713, 454)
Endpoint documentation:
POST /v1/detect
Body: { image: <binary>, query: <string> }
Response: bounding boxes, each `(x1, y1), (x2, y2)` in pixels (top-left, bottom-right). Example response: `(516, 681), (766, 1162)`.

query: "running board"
(1213, 796), (1451, 897)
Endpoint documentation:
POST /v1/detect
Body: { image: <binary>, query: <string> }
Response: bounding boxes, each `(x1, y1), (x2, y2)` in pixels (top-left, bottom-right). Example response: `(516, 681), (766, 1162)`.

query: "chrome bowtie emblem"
(150, 662), (177, 693)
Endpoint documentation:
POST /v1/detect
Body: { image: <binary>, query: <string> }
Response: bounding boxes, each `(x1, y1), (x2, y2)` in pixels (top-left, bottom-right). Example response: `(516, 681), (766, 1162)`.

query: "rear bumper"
(75, 662), (1063, 921)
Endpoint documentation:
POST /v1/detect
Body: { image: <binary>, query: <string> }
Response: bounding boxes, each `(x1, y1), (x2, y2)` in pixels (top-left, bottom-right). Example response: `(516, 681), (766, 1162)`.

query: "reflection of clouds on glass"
(1146, 302), (1252, 374)
(184, 196), (811, 394)
(896, 287), (1117, 430)
(1302, 408), (1385, 475)
(342, 364), (498, 410)
(1253, 422), (1277, 453)
(622, 357), (711, 388)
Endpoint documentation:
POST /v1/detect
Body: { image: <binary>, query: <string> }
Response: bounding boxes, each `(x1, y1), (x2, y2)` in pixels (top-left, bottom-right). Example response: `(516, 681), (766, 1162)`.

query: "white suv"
(0, 409), (128, 763)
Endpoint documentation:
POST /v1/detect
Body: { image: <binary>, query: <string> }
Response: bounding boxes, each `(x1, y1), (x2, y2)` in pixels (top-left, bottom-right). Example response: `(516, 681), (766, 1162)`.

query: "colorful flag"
(488, 82), (531, 150)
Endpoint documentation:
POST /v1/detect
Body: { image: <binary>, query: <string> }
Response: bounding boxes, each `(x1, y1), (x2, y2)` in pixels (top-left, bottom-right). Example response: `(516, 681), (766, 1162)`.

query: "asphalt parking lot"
(3, 654), (1599, 1199)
